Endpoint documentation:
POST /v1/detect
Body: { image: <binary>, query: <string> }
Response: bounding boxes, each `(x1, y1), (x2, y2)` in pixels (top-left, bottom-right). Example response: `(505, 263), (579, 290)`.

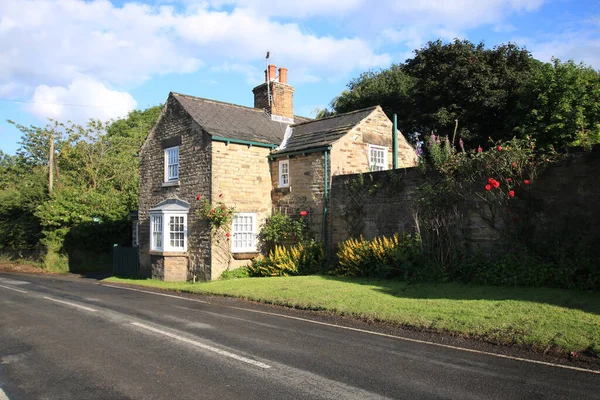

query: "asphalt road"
(0, 273), (598, 399)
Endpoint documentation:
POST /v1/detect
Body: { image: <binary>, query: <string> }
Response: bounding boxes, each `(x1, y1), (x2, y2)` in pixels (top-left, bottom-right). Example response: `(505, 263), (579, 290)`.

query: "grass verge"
(104, 275), (600, 357)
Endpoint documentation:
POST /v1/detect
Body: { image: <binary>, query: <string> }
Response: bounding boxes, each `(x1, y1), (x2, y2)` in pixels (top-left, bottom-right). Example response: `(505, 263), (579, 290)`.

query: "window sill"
(161, 180), (180, 188)
(232, 252), (260, 260)
(273, 186), (291, 194)
(149, 250), (188, 257)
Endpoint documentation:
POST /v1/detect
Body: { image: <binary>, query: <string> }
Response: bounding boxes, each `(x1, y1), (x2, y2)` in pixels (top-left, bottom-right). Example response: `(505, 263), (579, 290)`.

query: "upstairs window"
(231, 213), (257, 253)
(279, 160), (290, 188)
(369, 145), (387, 171)
(165, 146), (179, 181)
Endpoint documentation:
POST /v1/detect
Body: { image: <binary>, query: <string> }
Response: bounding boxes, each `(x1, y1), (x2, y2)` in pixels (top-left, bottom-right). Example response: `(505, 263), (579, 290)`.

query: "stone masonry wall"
(329, 168), (420, 253)
(271, 152), (327, 240)
(211, 142), (274, 279)
(328, 146), (600, 258)
(138, 95), (212, 281)
(331, 107), (417, 176)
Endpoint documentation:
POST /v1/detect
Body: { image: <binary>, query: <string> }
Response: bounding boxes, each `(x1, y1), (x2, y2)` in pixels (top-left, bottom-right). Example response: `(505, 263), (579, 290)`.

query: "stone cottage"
(137, 65), (417, 281)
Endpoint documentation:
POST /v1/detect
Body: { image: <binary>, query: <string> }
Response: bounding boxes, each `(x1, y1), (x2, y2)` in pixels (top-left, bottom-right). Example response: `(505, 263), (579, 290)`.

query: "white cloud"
(26, 78), (137, 123)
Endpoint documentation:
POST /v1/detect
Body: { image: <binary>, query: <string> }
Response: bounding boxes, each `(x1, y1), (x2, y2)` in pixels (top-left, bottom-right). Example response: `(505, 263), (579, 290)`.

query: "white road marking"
(131, 322), (271, 369)
(0, 387), (9, 400)
(103, 282), (600, 375)
(0, 284), (27, 294)
(102, 284), (209, 304)
(42, 297), (97, 312)
(0, 279), (29, 285)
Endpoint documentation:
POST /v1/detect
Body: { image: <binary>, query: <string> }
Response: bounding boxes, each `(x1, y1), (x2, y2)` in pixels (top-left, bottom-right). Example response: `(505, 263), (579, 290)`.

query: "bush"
(220, 267), (250, 280)
(333, 233), (427, 280)
(257, 212), (309, 254)
(247, 241), (325, 277)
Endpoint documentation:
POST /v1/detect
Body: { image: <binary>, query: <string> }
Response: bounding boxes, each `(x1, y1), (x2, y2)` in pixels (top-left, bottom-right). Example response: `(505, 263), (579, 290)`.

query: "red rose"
(485, 184), (492, 191)
(496, 145), (502, 151)
(299, 210), (308, 217)
(196, 194), (202, 200)
(511, 162), (517, 168)
(477, 146), (483, 153)
(506, 178), (512, 183)
(492, 180), (500, 189)
(524, 179), (530, 185)
(211, 209), (215, 213)
(508, 190), (515, 197)
(225, 232), (230, 237)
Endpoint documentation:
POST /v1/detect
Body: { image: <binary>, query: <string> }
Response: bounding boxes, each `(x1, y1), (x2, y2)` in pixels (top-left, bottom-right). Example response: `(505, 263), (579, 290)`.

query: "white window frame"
(164, 146), (179, 182)
(369, 145), (388, 171)
(231, 212), (257, 253)
(133, 221), (139, 247)
(149, 211), (188, 252)
(278, 159), (290, 188)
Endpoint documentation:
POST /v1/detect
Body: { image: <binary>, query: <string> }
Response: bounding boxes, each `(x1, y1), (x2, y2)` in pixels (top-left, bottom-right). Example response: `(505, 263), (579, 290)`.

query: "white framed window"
(133, 221), (139, 247)
(279, 159), (290, 188)
(165, 146), (179, 181)
(151, 215), (163, 250)
(369, 145), (388, 171)
(231, 213), (257, 253)
(168, 215), (186, 249)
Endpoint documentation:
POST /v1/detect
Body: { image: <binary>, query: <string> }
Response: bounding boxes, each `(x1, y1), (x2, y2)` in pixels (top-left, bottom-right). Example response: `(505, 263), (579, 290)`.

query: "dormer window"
(165, 146), (179, 181)
(279, 159), (290, 187)
(149, 199), (189, 253)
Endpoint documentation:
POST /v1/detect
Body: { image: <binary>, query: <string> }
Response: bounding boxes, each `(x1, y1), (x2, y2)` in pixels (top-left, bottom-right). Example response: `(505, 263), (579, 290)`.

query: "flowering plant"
(195, 193), (236, 231)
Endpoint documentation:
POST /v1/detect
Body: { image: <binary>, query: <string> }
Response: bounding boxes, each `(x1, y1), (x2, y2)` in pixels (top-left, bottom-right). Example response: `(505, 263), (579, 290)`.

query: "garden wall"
(328, 145), (600, 258)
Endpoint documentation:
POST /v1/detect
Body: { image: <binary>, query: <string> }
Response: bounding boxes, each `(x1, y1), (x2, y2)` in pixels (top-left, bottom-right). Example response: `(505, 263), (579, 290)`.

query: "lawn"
(104, 275), (600, 357)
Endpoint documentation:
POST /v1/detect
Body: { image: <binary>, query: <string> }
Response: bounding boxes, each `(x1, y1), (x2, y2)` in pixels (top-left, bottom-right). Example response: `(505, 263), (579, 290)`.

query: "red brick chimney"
(253, 64), (294, 121)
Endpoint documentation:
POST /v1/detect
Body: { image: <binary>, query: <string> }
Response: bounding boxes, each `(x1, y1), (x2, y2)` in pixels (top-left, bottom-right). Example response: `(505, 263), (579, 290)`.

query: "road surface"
(0, 272), (598, 399)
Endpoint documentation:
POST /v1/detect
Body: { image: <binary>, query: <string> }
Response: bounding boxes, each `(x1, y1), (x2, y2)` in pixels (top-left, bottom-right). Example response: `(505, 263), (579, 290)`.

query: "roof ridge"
(171, 91), (311, 121)
(171, 92), (264, 113)
(291, 105), (379, 127)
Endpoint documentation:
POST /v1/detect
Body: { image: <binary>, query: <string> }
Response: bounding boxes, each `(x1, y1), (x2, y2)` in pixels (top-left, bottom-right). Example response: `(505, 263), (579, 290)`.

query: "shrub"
(220, 267), (250, 280)
(247, 241), (326, 277)
(257, 212), (309, 254)
(333, 233), (426, 280)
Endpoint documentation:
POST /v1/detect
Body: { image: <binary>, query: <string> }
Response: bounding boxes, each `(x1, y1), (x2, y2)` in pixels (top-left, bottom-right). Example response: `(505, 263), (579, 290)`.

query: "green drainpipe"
(393, 113), (398, 169)
(323, 149), (330, 251)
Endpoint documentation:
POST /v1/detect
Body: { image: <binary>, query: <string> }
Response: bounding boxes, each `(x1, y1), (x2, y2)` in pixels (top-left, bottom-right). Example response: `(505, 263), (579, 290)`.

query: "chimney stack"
(253, 64), (294, 122)
(278, 67), (288, 84)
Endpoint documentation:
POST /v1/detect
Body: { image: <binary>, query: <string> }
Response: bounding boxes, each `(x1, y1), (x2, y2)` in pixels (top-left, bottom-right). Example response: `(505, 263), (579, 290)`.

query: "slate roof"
(172, 92), (309, 146)
(272, 106), (379, 155)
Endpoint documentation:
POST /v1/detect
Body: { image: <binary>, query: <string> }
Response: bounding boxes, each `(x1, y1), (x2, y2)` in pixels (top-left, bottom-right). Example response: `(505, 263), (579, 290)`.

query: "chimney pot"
(279, 67), (288, 84)
(268, 64), (277, 82)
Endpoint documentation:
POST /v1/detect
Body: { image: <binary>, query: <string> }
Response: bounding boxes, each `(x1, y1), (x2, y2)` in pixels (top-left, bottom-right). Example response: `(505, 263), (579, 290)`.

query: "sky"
(1, 0), (599, 155)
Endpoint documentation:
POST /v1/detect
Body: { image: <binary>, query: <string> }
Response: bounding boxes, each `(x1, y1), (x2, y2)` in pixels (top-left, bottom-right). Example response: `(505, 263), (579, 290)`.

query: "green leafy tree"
(514, 58), (600, 148)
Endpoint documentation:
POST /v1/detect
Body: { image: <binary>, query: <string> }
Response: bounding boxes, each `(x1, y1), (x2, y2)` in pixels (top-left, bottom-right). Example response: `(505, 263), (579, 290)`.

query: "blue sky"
(1, 0), (599, 154)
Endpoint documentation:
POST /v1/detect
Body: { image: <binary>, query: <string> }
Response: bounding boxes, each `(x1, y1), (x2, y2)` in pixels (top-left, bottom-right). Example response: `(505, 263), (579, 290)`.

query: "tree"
(514, 58), (600, 148)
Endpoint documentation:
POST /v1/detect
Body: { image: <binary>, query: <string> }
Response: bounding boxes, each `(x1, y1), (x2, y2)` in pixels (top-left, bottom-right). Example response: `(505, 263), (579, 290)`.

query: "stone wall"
(138, 95), (212, 281)
(271, 152), (327, 239)
(328, 146), (600, 259)
(329, 168), (420, 253)
(211, 142), (274, 279)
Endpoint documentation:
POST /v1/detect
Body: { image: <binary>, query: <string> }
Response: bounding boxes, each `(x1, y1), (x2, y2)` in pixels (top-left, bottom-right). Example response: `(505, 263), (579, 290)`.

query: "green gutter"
(268, 146), (332, 160)
(393, 113), (398, 169)
(212, 136), (278, 149)
(323, 149), (329, 252)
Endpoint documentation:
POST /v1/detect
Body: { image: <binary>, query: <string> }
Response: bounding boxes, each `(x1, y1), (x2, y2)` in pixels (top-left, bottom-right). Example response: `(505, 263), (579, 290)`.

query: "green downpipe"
(393, 113), (398, 169)
(323, 149), (329, 251)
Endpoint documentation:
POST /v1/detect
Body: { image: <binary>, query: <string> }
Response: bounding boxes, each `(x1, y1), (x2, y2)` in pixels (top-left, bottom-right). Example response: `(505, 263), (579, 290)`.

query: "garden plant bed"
(104, 275), (600, 363)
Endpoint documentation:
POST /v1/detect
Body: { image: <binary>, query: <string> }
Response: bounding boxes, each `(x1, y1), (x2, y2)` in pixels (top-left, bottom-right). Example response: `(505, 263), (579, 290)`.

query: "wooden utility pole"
(48, 130), (54, 195)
